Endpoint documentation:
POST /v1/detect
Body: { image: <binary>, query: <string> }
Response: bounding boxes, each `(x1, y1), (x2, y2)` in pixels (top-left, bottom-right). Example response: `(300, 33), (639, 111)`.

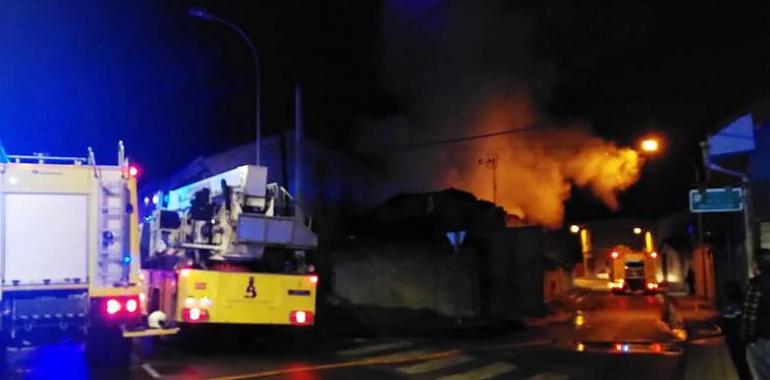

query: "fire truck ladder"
(97, 181), (131, 287)
(93, 142), (132, 287)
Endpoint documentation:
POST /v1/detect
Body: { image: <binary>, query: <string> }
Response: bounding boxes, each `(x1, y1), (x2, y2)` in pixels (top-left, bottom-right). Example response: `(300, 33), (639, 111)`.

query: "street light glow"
(633, 227), (642, 235)
(570, 224), (580, 234)
(640, 138), (659, 153)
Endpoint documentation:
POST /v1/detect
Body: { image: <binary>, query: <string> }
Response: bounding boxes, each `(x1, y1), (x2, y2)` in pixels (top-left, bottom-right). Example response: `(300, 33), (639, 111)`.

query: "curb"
(661, 294), (688, 340)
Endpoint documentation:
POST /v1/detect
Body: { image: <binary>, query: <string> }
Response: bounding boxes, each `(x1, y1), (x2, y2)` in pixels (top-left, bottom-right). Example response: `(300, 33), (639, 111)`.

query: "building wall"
(544, 268), (571, 303)
(331, 227), (549, 320)
(332, 239), (479, 317)
(483, 227), (546, 318)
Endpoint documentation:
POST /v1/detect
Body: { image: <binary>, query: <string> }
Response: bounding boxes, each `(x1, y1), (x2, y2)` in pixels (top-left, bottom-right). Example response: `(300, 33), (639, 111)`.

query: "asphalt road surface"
(3, 292), (698, 379)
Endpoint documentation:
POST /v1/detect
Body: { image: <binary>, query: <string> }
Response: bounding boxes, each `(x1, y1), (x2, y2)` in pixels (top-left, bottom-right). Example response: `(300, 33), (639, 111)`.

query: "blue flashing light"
(622, 344), (630, 353)
(123, 256), (131, 264)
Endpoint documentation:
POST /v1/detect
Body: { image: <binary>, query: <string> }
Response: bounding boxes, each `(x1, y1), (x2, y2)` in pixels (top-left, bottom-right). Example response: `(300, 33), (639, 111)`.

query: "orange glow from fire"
(439, 96), (644, 227)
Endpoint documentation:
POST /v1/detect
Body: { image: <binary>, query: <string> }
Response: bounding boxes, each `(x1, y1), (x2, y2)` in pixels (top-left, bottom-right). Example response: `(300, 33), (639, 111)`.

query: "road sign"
(689, 188), (743, 213)
(446, 231), (466, 251)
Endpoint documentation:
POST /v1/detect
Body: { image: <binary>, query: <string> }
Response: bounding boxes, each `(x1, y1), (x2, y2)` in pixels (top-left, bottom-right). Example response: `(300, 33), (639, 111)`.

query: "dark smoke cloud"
(354, 0), (643, 228)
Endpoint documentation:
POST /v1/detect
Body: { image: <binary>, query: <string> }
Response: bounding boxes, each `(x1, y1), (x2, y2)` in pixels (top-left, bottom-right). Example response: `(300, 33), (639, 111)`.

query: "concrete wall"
(544, 268), (571, 303)
(484, 227), (546, 318)
(332, 238), (479, 317)
(331, 227), (549, 320)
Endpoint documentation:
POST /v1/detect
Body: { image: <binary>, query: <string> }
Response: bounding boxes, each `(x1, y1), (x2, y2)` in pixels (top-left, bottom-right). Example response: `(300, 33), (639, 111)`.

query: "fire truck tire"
(86, 327), (132, 368)
(0, 334), (6, 375)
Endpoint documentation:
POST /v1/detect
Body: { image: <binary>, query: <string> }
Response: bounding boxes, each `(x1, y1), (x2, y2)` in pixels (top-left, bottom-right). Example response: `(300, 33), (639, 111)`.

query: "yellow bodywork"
(609, 245), (657, 286)
(0, 162), (141, 298)
(176, 269), (317, 325)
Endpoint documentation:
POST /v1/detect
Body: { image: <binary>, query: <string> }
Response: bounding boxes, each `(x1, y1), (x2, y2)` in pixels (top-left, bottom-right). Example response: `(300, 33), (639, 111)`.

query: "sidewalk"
(572, 277), (610, 292)
(684, 337), (740, 380)
(667, 294), (739, 380)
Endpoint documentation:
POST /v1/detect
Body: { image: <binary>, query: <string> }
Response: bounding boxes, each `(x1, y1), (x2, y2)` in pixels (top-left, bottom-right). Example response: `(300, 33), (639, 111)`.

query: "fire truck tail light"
(182, 307), (208, 322)
(611, 251), (619, 259)
(125, 299), (138, 313)
(289, 310), (314, 326)
(308, 275), (318, 285)
(106, 299), (121, 315)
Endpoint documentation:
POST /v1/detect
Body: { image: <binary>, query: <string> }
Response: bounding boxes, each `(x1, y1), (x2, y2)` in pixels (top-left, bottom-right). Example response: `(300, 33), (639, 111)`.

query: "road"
(3, 292), (707, 379)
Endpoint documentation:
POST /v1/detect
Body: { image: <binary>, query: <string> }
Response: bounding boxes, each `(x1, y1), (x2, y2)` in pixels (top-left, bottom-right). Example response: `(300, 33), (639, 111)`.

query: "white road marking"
(336, 341), (412, 356)
(368, 349), (430, 362)
(141, 363), (162, 379)
(438, 362), (517, 380)
(397, 354), (474, 374)
(526, 372), (569, 380)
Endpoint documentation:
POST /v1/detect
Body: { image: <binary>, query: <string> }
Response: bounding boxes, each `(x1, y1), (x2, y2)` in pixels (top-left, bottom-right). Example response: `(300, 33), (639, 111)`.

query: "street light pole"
(189, 7), (262, 166)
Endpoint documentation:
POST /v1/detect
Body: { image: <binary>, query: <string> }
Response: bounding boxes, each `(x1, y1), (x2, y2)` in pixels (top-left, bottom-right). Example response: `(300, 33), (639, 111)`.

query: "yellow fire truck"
(140, 165), (318, 329)
(609, 244), (659, 295)
(0, 142), (176, 368)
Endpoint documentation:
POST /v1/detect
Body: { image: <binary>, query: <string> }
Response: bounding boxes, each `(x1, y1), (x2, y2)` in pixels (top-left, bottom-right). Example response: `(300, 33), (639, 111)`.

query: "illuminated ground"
(3, 292), (730, 379)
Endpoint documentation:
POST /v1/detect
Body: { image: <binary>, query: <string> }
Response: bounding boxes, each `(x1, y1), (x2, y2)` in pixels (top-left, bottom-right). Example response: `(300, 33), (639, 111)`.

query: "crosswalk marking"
(369, 349), (431, 362)
(438, 362), (517, 380)
(397, 354), (474, 374)
(526, 372), (569, 380)
(336, 341), (413, 356)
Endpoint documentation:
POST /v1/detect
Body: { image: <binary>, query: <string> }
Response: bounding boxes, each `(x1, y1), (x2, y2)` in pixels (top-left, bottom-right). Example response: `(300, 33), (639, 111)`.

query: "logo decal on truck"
(244, 276), (257, 298)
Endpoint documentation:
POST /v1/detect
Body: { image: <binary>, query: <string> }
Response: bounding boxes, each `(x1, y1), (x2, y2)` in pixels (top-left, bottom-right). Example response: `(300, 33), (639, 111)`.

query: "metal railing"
(5, 154), (87, 165)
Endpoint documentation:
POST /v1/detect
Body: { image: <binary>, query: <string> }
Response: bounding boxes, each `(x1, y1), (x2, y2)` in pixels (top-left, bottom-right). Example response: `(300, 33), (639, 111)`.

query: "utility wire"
(397, 126), (539, 149)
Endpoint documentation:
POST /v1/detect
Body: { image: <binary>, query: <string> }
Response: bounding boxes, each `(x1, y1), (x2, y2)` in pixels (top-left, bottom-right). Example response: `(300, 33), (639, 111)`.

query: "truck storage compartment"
(2, 193), (89, 286)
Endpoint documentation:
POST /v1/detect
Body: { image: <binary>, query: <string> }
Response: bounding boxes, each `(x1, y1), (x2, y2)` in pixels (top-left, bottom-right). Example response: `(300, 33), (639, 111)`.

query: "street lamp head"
(640, 138), (659, 153)
(188, 6), (216, 21)
(633, 227), (642, 235)
(569, 224), (581, 234)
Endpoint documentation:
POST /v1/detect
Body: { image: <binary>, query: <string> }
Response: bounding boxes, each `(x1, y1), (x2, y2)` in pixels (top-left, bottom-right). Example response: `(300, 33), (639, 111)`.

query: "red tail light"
(651, 343), (662, 353)
(650, 251), (658, 259)
(611, 251), (619, 259)
(102, 296), (140, 317)
(308, 275), (319, 285)
(106, 299), (121, 315)
(126, 299), (138, 313)
(615, 343), (623, 352)
(290, 310), (314, 326)
(129, 166), (140, 177)
(182, 307), (209, 322)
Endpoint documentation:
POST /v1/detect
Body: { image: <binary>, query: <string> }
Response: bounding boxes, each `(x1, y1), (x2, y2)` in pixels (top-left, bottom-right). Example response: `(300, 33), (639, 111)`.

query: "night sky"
(3, 0), (769, 221)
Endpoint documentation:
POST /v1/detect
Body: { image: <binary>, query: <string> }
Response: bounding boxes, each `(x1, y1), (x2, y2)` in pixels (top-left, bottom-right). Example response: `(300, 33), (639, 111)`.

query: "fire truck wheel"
(86, 327), (131, 368)
(0, 334), (6, 375)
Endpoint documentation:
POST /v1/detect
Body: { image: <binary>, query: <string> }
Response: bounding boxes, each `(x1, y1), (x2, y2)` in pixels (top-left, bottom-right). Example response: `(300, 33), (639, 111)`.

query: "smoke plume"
(357, 0), (644, 228)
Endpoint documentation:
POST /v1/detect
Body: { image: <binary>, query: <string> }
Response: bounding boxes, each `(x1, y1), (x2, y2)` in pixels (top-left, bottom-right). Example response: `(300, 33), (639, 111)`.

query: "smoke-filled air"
(444, 97), (642, 228)
(355, 0), (645, 228)
(358, 93), (643, 228)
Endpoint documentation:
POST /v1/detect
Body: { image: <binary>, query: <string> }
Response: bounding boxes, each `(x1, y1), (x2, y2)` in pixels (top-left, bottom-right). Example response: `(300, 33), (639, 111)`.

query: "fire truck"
(609, 244), (659, 294)
(139, 164), (318, 329)
(0, 142), (176, 368)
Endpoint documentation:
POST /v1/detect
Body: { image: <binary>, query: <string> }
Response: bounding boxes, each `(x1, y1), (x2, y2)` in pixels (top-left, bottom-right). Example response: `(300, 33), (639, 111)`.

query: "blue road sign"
(689, 188), (743, 213)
